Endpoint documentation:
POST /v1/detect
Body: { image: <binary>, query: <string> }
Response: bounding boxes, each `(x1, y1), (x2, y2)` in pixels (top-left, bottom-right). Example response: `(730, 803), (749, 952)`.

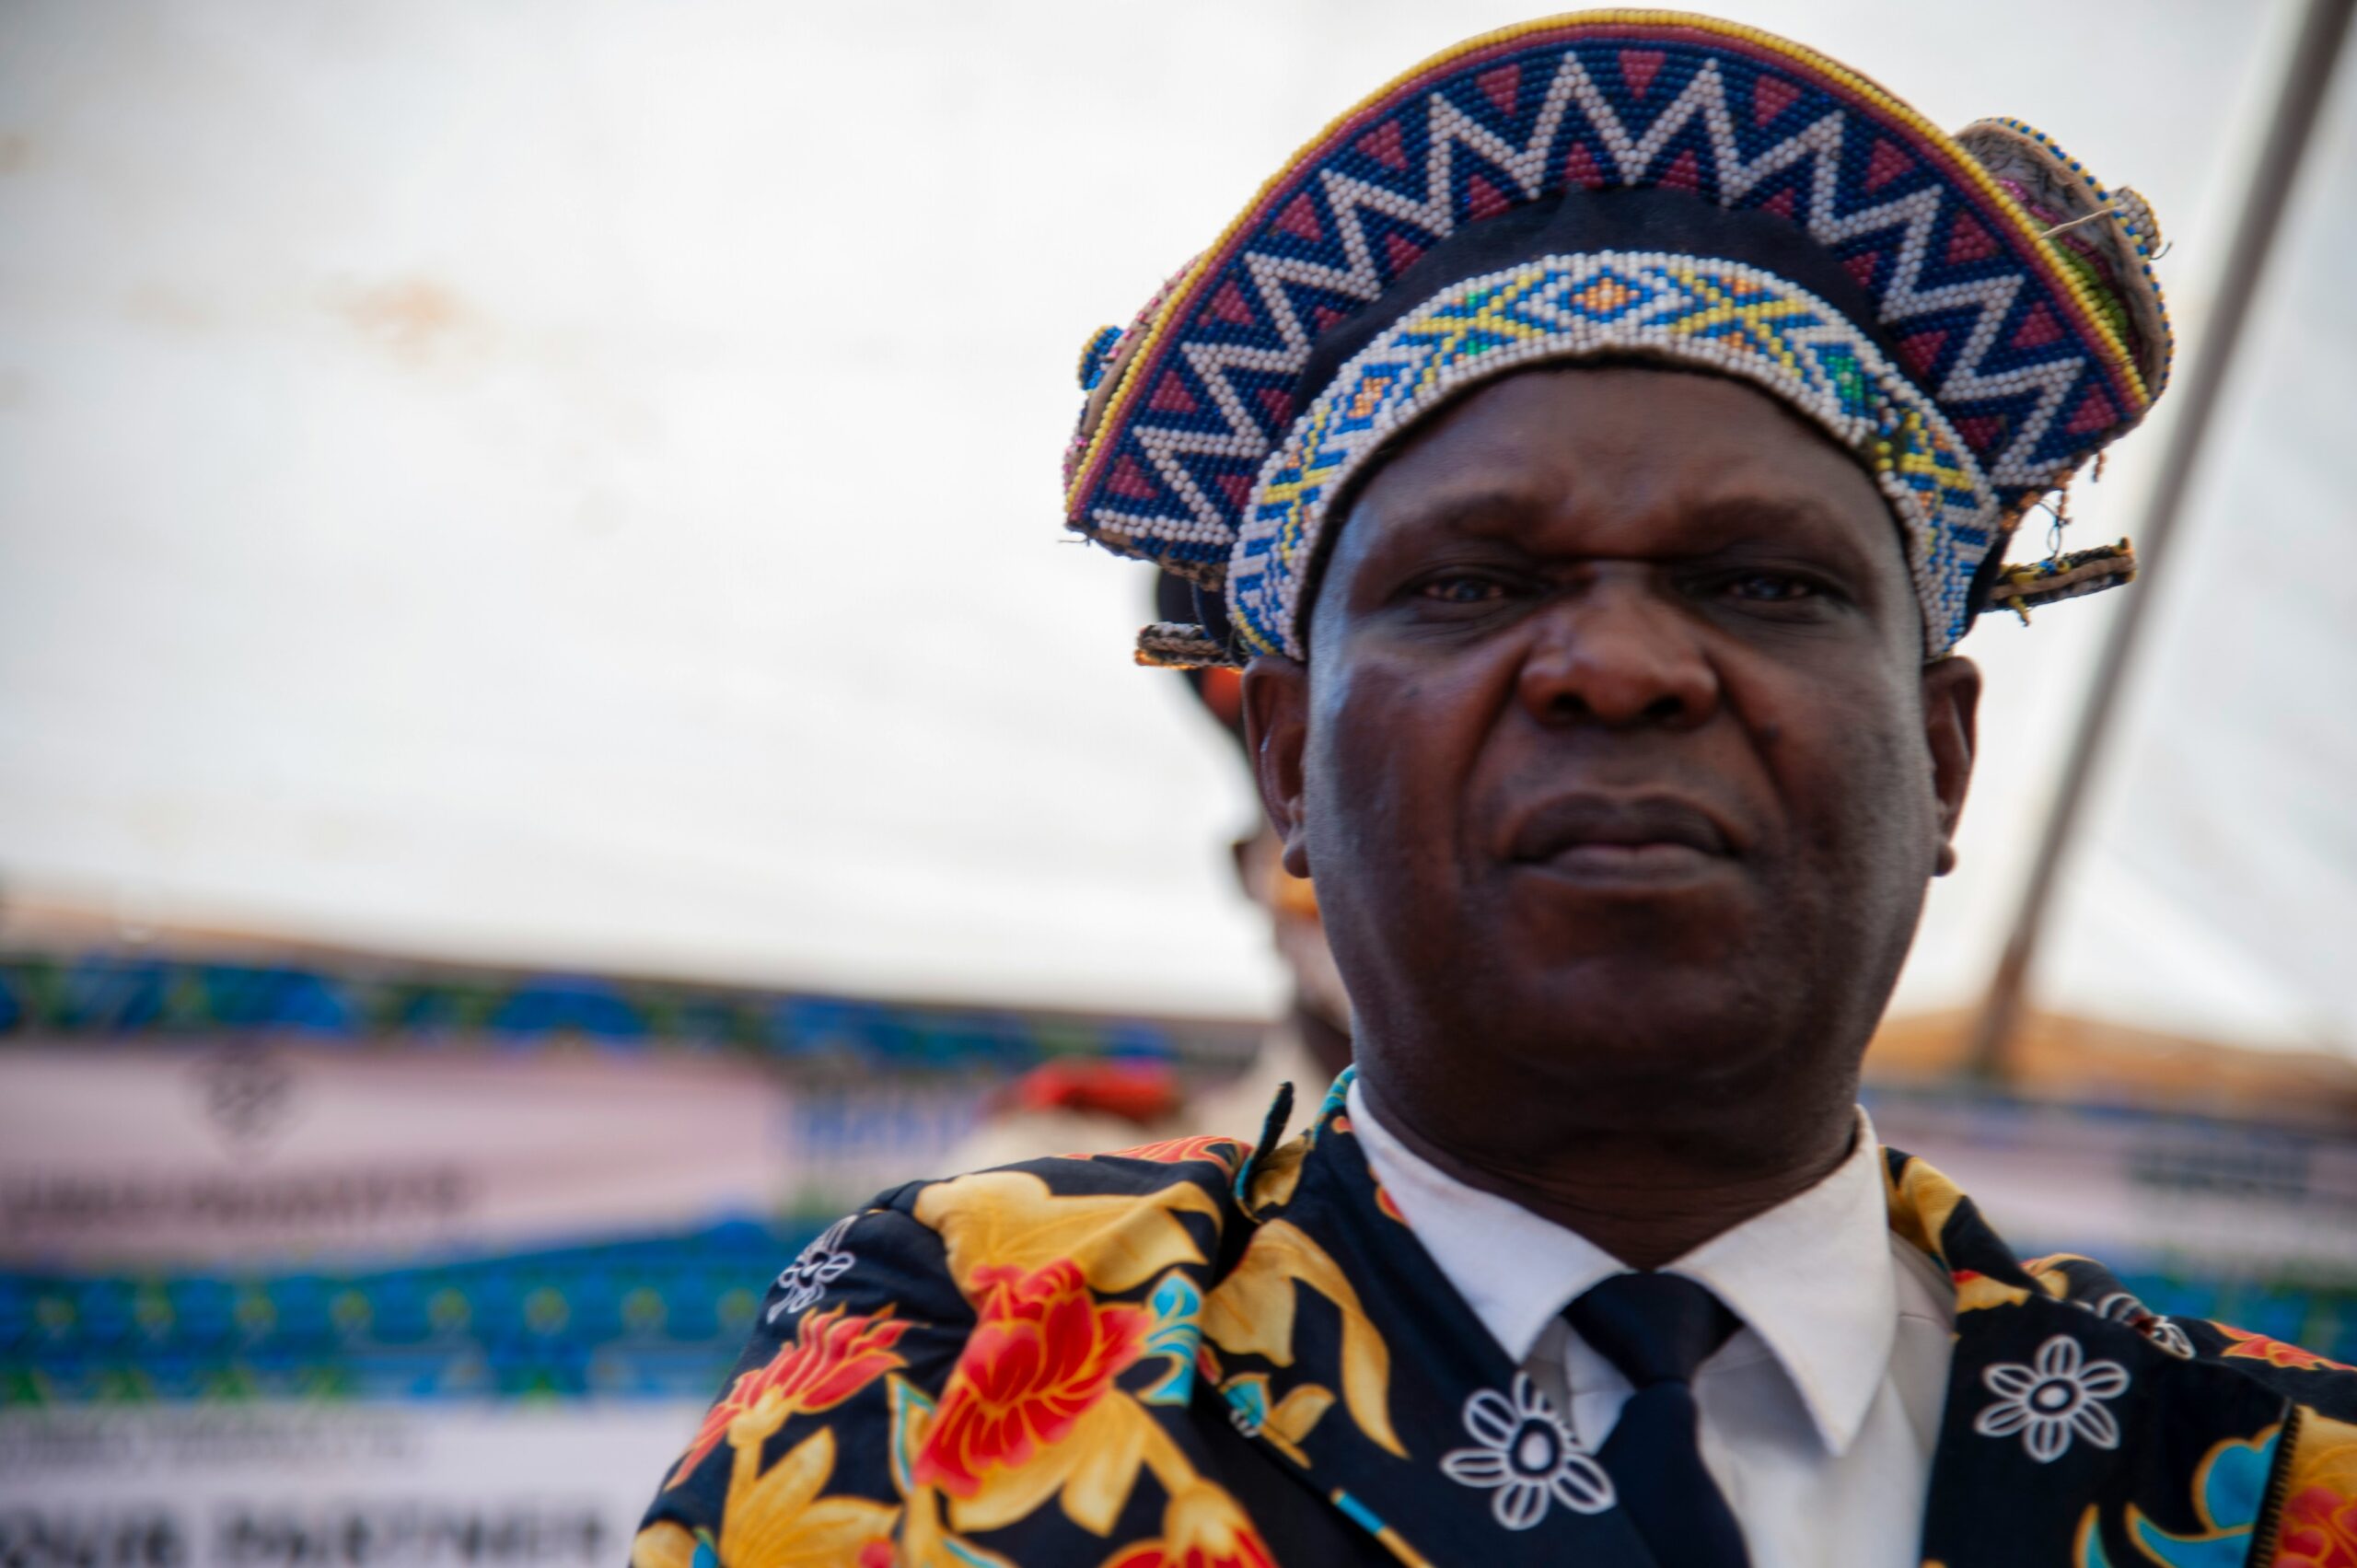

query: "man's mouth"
(1506, 794), (1737, 884)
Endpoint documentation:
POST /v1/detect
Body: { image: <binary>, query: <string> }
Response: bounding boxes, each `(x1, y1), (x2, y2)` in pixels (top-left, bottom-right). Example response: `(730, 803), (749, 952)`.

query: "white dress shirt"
(1348, 1080), (1956, 1568)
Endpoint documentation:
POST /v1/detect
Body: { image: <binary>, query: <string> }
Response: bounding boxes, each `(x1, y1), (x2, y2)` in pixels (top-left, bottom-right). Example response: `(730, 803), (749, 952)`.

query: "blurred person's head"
(1158, 575), (1353, 1049)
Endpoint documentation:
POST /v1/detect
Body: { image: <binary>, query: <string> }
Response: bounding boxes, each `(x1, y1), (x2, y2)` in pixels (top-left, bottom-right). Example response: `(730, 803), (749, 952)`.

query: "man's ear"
(1240, 653), (1313, 880)
(1922, 656), (1980, 876)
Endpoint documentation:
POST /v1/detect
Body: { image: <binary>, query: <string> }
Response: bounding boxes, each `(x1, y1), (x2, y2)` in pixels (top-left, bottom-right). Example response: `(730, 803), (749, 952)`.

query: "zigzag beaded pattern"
(1068, 20), (2155, 597)
(1229, 253), (1995, 657)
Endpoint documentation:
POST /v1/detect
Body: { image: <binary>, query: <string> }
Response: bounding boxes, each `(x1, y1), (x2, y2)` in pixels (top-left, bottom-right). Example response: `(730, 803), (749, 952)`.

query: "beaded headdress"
(1062, 12), (2171, 664)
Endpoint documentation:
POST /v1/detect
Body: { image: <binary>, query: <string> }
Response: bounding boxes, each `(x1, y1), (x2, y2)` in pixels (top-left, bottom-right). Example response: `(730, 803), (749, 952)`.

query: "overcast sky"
(2, 0), (2351, 1050)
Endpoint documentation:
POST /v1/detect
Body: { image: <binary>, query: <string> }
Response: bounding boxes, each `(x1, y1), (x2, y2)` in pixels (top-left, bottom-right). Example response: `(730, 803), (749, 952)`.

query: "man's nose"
(1514, 575), (1720, 730)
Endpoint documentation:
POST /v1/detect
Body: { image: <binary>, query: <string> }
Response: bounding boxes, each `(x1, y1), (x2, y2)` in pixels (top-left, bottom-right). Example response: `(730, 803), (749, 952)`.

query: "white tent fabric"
(1, 0), (2348, 1045)
(2037, 46), (2357, 1053)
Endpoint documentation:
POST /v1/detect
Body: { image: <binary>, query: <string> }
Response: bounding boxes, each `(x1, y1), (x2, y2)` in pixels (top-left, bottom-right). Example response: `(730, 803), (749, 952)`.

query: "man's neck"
(1353, 1070), (1858, 1270)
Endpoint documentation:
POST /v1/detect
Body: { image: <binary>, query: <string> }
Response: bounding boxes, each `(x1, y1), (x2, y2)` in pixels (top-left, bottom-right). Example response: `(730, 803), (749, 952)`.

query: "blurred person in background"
(944, 571), (1353, 1171)
(633, 13), (2357, 1567)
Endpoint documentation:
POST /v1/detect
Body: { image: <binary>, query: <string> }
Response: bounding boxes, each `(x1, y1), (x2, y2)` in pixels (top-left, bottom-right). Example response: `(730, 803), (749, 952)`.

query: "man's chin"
(1481, 960), (1796, 1087)
(1496, 871), (1761, 968)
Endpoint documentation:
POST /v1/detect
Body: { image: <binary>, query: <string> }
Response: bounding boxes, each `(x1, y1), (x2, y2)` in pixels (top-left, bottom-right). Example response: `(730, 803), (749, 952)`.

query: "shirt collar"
(1347, 1079), (1624, 1368)
(1346, 1082), (1896, 1458)
(1668, 1108), (1898, 1457)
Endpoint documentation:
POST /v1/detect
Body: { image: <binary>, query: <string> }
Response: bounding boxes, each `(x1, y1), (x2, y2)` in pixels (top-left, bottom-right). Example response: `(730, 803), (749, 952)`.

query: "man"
(635, 14), (2357, 1566)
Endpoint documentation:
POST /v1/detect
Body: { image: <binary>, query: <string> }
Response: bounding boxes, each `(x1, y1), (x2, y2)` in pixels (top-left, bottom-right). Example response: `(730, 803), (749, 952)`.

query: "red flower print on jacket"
(2214, 1324), (2357, 1375)
(667, 1306), (909, 1487)
(912, 1259), (1147, 1494)
(1090, 1135), (1246, 1172)
(2278, 1484), (2357, 1568)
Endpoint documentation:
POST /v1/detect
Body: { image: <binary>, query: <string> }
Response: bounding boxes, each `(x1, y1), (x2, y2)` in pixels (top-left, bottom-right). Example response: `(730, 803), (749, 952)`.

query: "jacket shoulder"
(2176, 1317), (2357, 1422)
(633, 1136), (1257, 1566)
(2025, 1251), (2357, 1421)
(901, 1133), (1254, 1295)
(632, 1199), (970, 1566)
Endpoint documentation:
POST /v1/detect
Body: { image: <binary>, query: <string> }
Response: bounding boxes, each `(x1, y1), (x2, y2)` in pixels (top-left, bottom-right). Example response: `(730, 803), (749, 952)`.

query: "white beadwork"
(1225, 250), (1996, 661)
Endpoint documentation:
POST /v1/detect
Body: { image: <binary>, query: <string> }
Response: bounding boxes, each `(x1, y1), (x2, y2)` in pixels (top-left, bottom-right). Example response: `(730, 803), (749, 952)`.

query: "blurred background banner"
(2, 1044), (784, 1269)
(7, 1404), (671, 1568)
(0, 940), (1256, 1556)
(5, 937), (2352, 1558)
(4, 0), (2355, 1551)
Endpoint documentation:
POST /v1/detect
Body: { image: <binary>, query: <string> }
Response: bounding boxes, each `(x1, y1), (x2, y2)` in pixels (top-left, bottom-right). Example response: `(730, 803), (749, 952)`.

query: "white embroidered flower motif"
(1974, 1334), (2131, 1462)
(2145, 1318), (2196, 1360)
(1440, 1372), (1616, 1530)
(2087, 1290), (2195, 1360)
(767, 1214), (856, 1322)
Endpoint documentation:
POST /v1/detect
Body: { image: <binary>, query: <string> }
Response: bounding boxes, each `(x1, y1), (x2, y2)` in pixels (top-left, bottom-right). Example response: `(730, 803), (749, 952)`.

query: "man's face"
(1245, 366), (1979, 1123)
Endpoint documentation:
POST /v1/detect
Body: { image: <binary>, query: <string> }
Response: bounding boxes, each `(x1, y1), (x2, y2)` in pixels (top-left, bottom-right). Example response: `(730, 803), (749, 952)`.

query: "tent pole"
(1962, 0), (2355, 1083)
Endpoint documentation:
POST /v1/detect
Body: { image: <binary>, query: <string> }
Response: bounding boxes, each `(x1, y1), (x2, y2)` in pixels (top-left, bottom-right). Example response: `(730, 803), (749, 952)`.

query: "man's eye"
(1722, 572), (1821, 603)
(1416, 574), (1509, 604)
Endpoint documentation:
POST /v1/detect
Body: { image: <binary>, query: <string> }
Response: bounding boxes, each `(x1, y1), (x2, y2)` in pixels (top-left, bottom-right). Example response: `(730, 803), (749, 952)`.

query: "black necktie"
(1564, 1272), (1752, 1568)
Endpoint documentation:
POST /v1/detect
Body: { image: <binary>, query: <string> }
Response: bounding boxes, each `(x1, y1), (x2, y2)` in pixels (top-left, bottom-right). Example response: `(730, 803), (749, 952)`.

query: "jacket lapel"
(1889, 1149), (2294, 1566)
(1204, 1074), (1656, 1567)
(1204, 1097), (2300, 1568)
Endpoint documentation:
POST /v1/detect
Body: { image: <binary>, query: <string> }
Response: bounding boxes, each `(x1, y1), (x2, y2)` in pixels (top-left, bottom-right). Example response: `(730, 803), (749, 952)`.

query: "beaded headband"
(1061, 10), (2171, 664)
(1235, 252), (1993, 657)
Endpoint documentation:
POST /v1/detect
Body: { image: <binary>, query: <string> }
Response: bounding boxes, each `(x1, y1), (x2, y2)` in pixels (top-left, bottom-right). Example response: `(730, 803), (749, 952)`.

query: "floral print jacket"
(633, 1074), (2357, 1567)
